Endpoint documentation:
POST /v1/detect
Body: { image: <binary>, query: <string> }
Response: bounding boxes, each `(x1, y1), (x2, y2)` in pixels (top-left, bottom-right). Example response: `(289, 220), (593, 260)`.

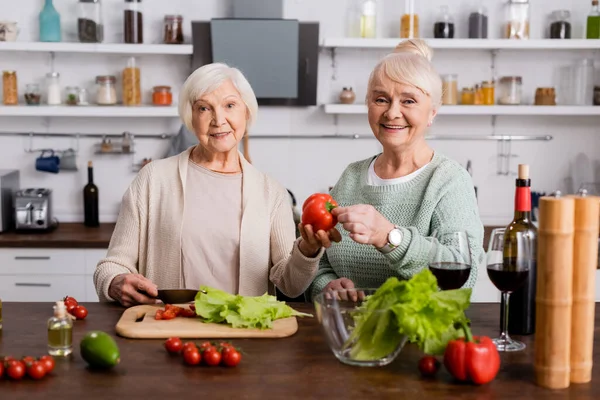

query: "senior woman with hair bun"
(95, 63), (340, 307)
(309, 39), (485, 299)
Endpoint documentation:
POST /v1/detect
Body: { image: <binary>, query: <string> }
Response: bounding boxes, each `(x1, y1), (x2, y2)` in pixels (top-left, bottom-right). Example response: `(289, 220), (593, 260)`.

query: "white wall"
(0, 0), (599, 226)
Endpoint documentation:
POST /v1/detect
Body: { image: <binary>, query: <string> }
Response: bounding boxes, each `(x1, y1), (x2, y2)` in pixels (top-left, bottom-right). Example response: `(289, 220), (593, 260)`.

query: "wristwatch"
(377, 225), (403, 254)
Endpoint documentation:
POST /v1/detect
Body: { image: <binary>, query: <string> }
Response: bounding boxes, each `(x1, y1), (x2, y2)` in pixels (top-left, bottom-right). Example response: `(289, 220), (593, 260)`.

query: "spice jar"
(78, 88), (89, 105)
(95, 75), (117, 105)
(122, 57), (141, 106)
(163, 15), (183, 44)
(482, 81), (495, 105)
(461, 87), (475, 105)
(549, 10), (571, 39)
(474, 84), (483, 105)
(434, 5), (454, 39)
(25, 83), (42, 105)
(78, 0), (104, 43)
(498, 76), (523, 105)
(124, 0), (143, 44)
(400, 13), (419, 38)
(339, 87), (356, 104)
(65, 86), (80, 105)
(152, 86), (172, 106)
(468, 5), (488, 38)
(441, 74), (458, 105)
(101, 137), (113, 152)
(46, 72), (61, 105)
(505, 0), (530, 39)
(534, 87), (557, 105)
(2, 71), (18, 105)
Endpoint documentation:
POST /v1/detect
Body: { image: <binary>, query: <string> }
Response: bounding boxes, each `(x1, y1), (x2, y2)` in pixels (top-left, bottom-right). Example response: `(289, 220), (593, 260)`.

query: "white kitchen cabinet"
(0, 275), (86, 302)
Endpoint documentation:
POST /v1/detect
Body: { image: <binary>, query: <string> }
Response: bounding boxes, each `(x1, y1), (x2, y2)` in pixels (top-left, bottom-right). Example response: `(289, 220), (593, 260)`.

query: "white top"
(181, 160), (242, 293)
(367, 156), (430, 186)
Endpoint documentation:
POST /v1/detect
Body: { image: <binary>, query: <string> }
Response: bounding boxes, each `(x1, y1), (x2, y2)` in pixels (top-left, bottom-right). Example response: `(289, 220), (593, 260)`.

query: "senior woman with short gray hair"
(95, 63), (339, 307)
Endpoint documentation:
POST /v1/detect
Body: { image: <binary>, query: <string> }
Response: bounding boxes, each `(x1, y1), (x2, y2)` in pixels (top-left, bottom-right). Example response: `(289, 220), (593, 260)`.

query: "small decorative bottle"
(339, 87), (356, 104)
(47, 301), (73, 356)
(39, 0), (62, 42)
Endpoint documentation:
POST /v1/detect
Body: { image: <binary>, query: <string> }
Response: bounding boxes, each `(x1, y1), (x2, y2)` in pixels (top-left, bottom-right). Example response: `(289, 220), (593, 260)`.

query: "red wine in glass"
(429, 262), (471, 290)
(487, 264), (529, 293)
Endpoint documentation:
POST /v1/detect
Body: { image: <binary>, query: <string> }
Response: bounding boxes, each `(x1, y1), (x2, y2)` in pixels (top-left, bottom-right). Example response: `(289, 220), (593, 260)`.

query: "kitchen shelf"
(323, 104), (600, 116)
(321, 38), (600, 50)
(0, 105), (179, 117)
(0, 42), (193, 55)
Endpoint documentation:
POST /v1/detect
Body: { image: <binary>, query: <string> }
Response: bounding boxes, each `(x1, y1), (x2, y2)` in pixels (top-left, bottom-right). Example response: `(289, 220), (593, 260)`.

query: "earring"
(428, 120), (433, 127)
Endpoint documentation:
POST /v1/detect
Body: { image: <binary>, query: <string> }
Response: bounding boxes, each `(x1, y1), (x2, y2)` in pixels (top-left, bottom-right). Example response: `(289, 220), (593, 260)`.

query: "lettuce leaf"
(194, 286), (312, 329)
(345, 269), (471, 359)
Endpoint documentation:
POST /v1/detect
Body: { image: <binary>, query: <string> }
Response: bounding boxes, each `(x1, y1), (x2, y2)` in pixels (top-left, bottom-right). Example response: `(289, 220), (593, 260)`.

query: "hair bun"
(393, 39), (433, 61)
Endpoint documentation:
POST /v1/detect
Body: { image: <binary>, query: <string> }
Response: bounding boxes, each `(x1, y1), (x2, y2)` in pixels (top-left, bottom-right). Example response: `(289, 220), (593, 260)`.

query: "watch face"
(389, 229), (402, 246)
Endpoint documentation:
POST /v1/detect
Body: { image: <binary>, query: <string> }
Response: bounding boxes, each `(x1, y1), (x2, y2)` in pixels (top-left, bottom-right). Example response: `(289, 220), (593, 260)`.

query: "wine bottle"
(500, 164), (537, 335)
(83, 160), (99, 227)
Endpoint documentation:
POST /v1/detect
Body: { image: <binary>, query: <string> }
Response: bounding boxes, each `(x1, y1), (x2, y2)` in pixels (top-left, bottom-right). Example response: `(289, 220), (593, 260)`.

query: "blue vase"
(39, 0), (62, 42)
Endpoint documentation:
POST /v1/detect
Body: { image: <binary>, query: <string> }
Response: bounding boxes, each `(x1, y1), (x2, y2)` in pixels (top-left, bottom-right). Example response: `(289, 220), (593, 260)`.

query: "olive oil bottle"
(47, 300), (73, 356)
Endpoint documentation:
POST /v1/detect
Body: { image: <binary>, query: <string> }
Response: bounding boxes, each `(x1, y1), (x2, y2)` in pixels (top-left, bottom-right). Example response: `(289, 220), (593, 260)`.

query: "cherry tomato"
(203, 348), (222, 367)
(155, 310), (164, 320)
(72, 305), (88, 320)
(179, 309), (196, 318)
(162, 310), (176, 320)
(39, 355), (55, 374)
(418, 356), (441, 378)
(218, 341), (233, 348)
(199, 341), (212, 350)
(64, 296), (78, 312)
(164, 337), (183, 354)
(189, 304), (196, 312)
(182, 342), (197, 352)
(21, 356), (36, 366)
(221, 348), (242, 367)
(7, 361), (25, 380)
(27, 361), (46, 380)
(183, 348), (201, 366)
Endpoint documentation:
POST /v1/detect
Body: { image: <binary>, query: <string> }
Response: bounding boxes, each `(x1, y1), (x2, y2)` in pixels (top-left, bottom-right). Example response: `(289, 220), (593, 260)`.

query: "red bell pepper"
(301, 193), (338, 232)
(443, 322), (500, 385)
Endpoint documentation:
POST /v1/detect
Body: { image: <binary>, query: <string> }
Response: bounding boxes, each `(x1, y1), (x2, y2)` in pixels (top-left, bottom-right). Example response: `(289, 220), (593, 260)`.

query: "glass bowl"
(313, 288), (407, 367)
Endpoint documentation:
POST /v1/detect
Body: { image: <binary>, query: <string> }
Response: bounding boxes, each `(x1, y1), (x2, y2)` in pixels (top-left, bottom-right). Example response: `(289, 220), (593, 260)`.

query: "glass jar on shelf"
(549, 10), (571, 39)
(505, 0), (530, 39)
(122, 57), (141, 106)
(46, 72), (61, 105)
(25, 83), (42, 105)
(468, 4), (488, 38)
(65, 86), (80, 106)
(498, 76), (523, 105)
(152, 86), (172, 106)
(359, 0), (377, 38)
(434, 5), (454, 39)
(78, 0), (104, 43)
(482, 81), (495, 105)
(461, 87), (475, 105)
(400, 12), (419, 38)
(78, 88), (89, 105)
(163, 14), (183, 44)
(441, 74), (458, 105)
(124, 0), (143, 44)
(95, 75), (117, 105)
(2, 71), (18, 105)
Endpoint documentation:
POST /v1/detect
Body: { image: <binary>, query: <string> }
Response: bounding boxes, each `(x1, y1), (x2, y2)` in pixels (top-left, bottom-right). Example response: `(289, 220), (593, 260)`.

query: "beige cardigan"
(94, 146), (323, 302)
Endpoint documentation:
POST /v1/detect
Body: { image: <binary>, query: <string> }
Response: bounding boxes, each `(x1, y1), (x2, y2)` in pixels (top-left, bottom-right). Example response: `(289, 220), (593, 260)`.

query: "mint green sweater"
(308, 152), (485, 300)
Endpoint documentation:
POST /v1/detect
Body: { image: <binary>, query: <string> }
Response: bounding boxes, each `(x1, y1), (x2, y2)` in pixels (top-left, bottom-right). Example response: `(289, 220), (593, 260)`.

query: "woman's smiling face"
(367, 73), (436, 152)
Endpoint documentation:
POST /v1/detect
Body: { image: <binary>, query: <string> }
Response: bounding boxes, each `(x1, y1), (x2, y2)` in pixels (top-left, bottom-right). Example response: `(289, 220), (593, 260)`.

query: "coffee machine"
(0, 169), (20, 232)
(14, 188), (55, 231)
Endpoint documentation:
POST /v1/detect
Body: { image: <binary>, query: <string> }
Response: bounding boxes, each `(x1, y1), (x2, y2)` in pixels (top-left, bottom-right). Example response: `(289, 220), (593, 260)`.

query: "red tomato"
(183, 348), (201, 366)
(182, 342), (197, 352)
(418, 356), (441, 378)
(189, 304), (196, 312)
(64, 296), (78, 312)
(164, 337), (183, 354)
(301, 193), (338, 232)
(199, 341), (212, 350)
(21, 356), (36, 366)
(155, 310), (164, 320)
(39, 355), (55, 374)
(7, 361), (25, 380)
(162, 310), (176, 320)
(203, 348), (222, 366)
(72, 305), (88, 320)
(179, 309), (196, 318)
(27, 361), (46, 380)
(221, 348), (242, 367)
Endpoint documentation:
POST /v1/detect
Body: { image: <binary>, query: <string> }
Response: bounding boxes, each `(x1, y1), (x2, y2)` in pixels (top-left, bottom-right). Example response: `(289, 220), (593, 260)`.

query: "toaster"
(14, 188), (55, 231)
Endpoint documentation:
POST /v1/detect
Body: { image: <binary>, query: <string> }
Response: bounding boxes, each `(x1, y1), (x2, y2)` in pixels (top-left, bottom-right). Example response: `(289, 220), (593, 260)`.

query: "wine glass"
(428, 231), (472, 290)
(486, 228), (533, 352)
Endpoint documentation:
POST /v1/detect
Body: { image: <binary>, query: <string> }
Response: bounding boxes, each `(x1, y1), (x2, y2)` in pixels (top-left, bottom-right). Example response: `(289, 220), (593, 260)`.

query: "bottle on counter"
(39, 0), (62, 42)
(500, 164), (537, 336)
(83, 160), (100, 227)
(433, 5), (455, 39)
(586, 0), (600, 39)
(47, 301), (73, 356)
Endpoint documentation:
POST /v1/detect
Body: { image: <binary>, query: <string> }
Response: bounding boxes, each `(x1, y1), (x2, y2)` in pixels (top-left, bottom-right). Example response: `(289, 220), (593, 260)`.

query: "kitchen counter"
(0, 302), (598, 399)
(0, 222), (501, 249)
(0, 223), (115, 248)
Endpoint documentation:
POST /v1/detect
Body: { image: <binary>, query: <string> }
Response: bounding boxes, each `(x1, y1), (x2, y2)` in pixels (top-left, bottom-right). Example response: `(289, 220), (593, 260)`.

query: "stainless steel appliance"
(14, 188), (55, 231)
(0, 169), (20, 232)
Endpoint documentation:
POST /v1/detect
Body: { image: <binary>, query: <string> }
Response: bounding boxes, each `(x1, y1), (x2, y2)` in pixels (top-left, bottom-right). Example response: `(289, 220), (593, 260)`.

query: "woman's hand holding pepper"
(332, 205), (395, 249)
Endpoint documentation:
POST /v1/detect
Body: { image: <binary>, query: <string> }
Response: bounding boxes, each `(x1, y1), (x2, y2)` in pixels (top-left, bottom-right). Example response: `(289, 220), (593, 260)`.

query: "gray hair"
(178, 63), (259, 133)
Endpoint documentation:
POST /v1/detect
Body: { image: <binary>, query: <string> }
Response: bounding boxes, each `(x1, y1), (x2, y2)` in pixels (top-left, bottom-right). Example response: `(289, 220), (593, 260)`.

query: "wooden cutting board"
(115, 304), (299, 339)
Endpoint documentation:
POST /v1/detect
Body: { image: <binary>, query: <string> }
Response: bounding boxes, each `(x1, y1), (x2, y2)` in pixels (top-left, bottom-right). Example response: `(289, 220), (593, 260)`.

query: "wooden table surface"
(0, 302), (597, 399)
